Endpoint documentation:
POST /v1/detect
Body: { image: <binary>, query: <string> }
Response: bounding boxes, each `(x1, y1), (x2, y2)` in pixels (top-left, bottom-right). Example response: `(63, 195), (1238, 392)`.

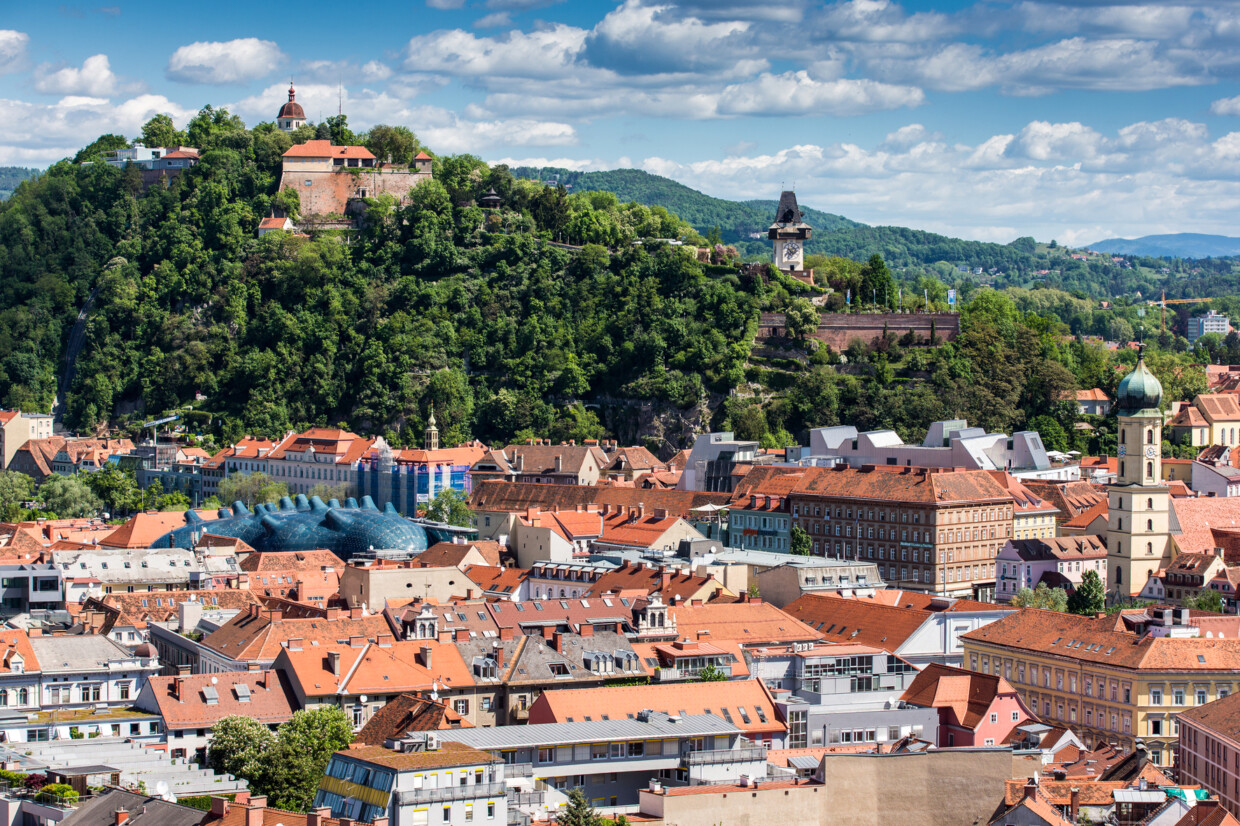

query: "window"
(454, 699), (470, 715)
(1197, 689), (1208, 705)
(1150, 688), (1162, 706)
(1150, 718), (1163, 736)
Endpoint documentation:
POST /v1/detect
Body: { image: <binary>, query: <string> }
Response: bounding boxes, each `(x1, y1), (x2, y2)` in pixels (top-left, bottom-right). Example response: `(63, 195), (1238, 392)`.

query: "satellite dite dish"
(155, 780), (174, 802)
(211, 677), (218, 685)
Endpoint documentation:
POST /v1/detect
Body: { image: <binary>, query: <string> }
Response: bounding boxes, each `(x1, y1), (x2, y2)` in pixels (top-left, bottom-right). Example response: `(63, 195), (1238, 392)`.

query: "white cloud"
(816, 0), (959, 43)
(362, 61), (393, 82)
(34, 54), (122, 97)
(550, 116), (1240, 244)
(475, 12), (513, 28)
(0, 30), (27, 74)
(166, 38), (285, 84)
(0, 94), (195, 165)
(583, 0), (757, 75)
(716, 71), (923, 117)
(426, 0), (465, 8)
(1212, 95), (1240, 116)
(404, 25), (586, 78)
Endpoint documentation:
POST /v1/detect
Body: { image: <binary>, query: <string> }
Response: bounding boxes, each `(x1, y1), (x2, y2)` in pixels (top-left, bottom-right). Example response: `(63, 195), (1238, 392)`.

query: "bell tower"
(424, 410), (439, 451)
(1107, 346), (1172, 600)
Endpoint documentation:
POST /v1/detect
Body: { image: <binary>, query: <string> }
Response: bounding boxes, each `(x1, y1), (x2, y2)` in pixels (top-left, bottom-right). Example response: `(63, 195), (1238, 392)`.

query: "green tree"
(307, 482), (355, 502)
(207, 716), (275, 778)
(39, 475), (102, 518)
(72, 134), (128, 163)
(1029, 414), (1070, 453)
(218, 473), (288, 508)
(1011, 582), (1068, 612)
(1185, 590), (1225, 614)
(0, 471), (35, 521)
(697, 662), (728, 682)
(364, 125), (419, 166)
(557, 790), (604, 826)
(140, 114), (188, 149)
(1067, 570), (1106, 615)
(785, 297), (819, 342)
(83, 463), (140, 516)
(425, 488), (473, 527)
(259, 707), (353, 811)
(790, 525), (812, 556)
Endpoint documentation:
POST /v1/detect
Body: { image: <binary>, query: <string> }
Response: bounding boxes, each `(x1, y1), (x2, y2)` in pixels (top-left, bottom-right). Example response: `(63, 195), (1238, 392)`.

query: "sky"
(2, 1), (1240, 245)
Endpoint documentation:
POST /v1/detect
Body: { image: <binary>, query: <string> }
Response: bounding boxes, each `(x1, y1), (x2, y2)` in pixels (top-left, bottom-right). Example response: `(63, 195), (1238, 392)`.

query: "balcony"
(397, 782), (507, 805)
(681, 746), (769, 766)
(657, 665), (733, 682)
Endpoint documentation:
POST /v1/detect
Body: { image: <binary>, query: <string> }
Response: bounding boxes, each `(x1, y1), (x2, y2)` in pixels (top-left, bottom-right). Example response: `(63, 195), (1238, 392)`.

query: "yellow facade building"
(962, 606), (1240, 768)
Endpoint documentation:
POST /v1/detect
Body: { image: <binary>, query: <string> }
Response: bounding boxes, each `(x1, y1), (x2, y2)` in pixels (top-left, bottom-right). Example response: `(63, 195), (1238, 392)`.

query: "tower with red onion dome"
(277, 83), (307, 132)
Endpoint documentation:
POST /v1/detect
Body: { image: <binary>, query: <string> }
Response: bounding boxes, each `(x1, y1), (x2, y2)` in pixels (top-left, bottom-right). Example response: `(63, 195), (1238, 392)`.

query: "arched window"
(1118, 518), (1124, 531)
(1120, 461), (1125, 477)
(1147, 519), (1153, 531)
(1147, 461), (1154, 478)
(1116, 567), (1123, 585)
(1147, 429), (1153, 444)
(1147, 497), (1153, 509)
(17, 688), (28, 705)
(1147, 542), (1154, 555)
(0, 689), (8, 706)
(1121, 430), (1126, 445)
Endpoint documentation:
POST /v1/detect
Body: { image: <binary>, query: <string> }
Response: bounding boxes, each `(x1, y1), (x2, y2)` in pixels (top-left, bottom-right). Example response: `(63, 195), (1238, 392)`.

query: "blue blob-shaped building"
(152, 495), (436, 559)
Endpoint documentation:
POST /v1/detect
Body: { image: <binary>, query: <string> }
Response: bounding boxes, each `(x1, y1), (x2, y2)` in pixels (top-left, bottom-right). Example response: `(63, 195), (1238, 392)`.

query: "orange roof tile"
(668, 600), (821, 646)
(529, 680), (782, 736)
(142, 670), (294, 728)
(1174, 498), (1240, 555)
(101, 510), (219, 548)
(354, 693), (472, 745)
(282, 140), (375, 159)
(781, 593), (930, 651)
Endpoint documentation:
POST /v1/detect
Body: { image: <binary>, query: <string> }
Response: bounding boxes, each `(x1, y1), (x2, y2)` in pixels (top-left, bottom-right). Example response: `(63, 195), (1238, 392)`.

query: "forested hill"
(0, 167), (38, 200)
(1088, 233), (1240, 259)
(510, 166), (859, 242)
(510, 165), (1048, 272)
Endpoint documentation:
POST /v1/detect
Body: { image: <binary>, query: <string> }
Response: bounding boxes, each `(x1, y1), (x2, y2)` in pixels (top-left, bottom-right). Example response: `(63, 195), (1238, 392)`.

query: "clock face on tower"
(783, 241), (801, 260)
(1145, 445), (1157, 458)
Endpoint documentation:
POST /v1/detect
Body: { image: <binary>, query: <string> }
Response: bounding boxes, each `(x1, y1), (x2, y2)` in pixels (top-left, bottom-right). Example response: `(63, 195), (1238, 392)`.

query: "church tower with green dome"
(1107, 346), (1172, 599)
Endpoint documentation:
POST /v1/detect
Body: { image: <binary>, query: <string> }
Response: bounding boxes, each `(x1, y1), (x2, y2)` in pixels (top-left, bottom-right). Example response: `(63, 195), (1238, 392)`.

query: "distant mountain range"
(1088, 233), (1240, 259)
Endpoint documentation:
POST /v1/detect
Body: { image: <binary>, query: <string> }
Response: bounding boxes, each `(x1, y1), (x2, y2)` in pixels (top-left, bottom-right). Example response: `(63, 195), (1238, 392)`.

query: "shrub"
(36, 783), (78, 805)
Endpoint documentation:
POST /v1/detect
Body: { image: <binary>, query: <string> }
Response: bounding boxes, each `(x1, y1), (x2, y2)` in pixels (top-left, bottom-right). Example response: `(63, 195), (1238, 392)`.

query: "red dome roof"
(279, 84), (305, 120)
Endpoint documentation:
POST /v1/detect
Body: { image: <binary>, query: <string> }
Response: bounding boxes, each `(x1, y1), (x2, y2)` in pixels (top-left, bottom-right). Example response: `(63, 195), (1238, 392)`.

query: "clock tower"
(769, 190), (813, 283)
(1106, 346), (1172, 600)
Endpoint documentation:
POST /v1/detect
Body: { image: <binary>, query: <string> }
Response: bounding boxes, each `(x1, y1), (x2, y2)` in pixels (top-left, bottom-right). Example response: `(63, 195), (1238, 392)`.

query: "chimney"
(555, 455), (563, 473)
(172, 676), (184, 700)
(637, 503), (646, 519)
(308, 807), (331, 826)
(494, 645), (504, 669)
(377, 634), (394, 648)
(245, 797), (267, 826)
(1069, 788), (1080, 822)
(455, 628), (469, 643)
(328, 651), (341, 675)
(349, 607), (364, 620)
(542, 625), (555, 641)
(438, 628), (452, 643)
(176, 664), (191, 676)
(1023, 778), (1037, 801)
(580, 622), (594, 638)
(326, 607), (342, 620)
(115, 810), (129, 826)
(209, 798), (231, 818)
(660, 569), (671, 591)
(420, 645), (433, 670)
(265, 609), (283, 622)
(552, 631), (564, 652)
(371, 818), (389, 826)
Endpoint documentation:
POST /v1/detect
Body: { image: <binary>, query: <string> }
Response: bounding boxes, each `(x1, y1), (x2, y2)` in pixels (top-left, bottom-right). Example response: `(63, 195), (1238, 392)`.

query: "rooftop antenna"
(338, 79), (343, 117)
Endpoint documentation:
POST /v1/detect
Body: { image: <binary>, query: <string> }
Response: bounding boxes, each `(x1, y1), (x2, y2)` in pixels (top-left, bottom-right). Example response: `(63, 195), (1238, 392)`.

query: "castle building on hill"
(277, 140), (433, 218)
(277, 84), (307, 132)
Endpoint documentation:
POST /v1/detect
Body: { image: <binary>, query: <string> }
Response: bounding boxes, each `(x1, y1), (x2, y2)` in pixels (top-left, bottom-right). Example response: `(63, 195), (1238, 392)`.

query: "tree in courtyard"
(0, 471), (35, 521)
(1185, 590), (1225, 614)
(207, 716), (275, 778)
(1067, 570), (1106, 616)
(557, 790), (604, 826)
(790, 526), (812, 556)
(82, 463), (139, 516)
(218, 473), (288, 508)
(39, 474), (102, 518)
(425, 488), (473, 527)
(1011, 582), (1067, 612)
(257, 707), (353, 812)
(697, 662), (728, 682)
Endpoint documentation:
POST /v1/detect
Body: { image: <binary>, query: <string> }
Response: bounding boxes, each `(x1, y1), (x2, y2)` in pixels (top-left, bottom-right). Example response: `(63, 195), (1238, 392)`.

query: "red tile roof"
(202, 606), (392, 663)
(781, 593), (932, 651)
(353, 693), (472, 745)
(101, 510), (220, 548)
(669, 600), (821, 646)
(417, 542), (503, 569)
(789, 465), (1013, 504)
(1174, 498), (1240, 555)
(529, 679), (782, 736)
(141, 670), (295, 729)
(468, 481), (730, 518)
(282, 140), (375, 159)
(900, 662), (1021, 729)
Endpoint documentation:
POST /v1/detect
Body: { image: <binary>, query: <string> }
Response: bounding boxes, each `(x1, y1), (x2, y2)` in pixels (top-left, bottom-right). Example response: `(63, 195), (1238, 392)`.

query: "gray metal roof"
(787, 755), (820, 770)
(29, 634), (139, 670)
(445, 712), (738, 750)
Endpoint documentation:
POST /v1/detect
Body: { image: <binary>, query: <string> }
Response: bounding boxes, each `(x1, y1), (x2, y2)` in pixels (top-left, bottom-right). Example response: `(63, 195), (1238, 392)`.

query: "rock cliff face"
(596, 394), (720, 458)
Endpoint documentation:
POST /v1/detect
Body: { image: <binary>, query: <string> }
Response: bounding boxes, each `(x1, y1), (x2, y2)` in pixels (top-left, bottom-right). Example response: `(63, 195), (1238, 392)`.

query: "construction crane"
(1146, 290), (1213, 332)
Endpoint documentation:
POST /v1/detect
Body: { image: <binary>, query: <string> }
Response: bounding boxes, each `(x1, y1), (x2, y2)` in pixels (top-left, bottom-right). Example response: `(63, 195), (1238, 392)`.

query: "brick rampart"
(758, 312), (960, 350)
(278, 167), (431, 217)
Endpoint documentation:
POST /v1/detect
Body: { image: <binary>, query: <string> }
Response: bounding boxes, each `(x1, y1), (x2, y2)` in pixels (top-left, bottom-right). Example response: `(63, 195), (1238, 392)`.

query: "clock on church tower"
(768, 191), (811, 274)
(1106, 346), (1171, 600)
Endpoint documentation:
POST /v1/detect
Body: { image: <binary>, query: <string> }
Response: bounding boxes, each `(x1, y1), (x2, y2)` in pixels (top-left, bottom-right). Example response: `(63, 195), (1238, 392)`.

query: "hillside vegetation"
(0, 109), (1229, 456)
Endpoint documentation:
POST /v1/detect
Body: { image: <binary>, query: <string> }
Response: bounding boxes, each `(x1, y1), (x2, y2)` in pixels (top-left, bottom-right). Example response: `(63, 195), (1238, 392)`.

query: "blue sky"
(2, 0), (1240, 244)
